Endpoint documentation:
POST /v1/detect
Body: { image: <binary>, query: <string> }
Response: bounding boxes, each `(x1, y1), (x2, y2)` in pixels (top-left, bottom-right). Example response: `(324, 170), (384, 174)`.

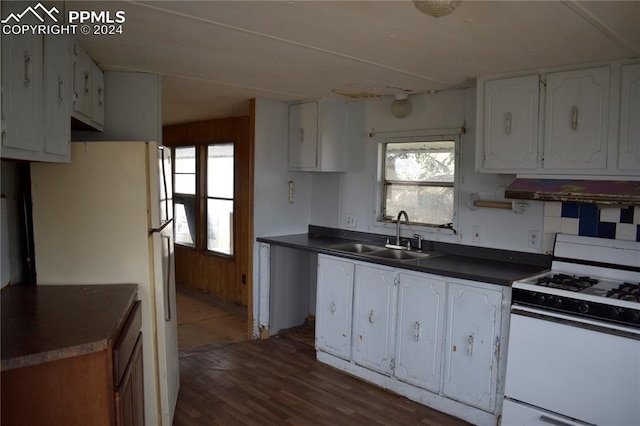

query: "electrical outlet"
(528, 230), (539, 249)
(472, 226), (482, 243)
(345, 214), (357, 228)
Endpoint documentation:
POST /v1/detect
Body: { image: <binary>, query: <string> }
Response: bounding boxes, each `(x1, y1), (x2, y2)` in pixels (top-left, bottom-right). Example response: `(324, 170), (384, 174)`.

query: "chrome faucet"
(395, 210), (409, 247)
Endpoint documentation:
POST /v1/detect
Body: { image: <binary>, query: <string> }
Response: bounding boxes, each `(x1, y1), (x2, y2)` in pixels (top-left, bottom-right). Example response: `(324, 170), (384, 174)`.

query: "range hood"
(505, 178), (640, 205)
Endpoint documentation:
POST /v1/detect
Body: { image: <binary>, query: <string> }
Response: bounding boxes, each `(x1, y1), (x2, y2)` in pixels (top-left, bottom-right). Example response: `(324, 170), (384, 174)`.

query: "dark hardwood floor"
(174, 336), (470, 425)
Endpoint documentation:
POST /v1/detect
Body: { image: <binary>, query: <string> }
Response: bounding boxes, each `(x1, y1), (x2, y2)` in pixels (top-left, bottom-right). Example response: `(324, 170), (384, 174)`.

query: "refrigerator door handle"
(163, 234), (172, 321)
(149, 218), (173, 235)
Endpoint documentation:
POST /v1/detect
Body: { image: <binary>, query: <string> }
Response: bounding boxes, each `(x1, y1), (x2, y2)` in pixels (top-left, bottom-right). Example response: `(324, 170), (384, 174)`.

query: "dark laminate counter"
(257, 226), (551, 286)
(1, 284), (138, 371)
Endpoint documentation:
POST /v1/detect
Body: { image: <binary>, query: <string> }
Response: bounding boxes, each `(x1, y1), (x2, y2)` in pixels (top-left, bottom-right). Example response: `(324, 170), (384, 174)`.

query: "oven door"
(504, 305), (640, 426)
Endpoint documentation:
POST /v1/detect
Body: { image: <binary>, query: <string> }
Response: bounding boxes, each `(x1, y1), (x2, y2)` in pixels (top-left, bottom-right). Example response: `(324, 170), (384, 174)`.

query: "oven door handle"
(539, 414), (595, 426)
(511, 305), (640, 340)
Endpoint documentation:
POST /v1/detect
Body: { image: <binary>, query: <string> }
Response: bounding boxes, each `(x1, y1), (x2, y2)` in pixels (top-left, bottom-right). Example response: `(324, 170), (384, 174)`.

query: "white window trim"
(371, 132), (461, 241)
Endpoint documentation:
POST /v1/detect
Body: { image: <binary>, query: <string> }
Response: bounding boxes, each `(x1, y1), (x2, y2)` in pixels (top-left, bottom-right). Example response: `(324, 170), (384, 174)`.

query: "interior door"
(149, 144), (180, 425)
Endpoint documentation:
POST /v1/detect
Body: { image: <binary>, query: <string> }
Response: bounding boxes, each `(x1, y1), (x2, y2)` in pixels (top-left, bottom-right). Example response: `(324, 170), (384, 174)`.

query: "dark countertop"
(257, 226), (551, 286)
(1, 284), (138, 371)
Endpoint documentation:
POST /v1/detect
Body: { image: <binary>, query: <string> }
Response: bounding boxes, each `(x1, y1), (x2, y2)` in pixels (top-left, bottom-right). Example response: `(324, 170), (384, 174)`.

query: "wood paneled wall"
(163, 115), (253, 314)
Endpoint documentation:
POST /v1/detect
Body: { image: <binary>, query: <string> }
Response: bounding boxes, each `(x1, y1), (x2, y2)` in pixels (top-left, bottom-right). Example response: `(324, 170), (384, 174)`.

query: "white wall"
(253, 98), (311, 239)
(251, 91), (547, 335)
(337, 89), (544, 252)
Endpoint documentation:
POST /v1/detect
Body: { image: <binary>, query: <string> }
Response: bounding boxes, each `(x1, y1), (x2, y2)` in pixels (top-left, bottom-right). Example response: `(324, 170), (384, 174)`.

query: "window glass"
(174, 146), (196, 247)
(382, 140), (456, 226)
(207, 144), (234, 198)
(174, 201), (195, 246)
(206, 199), (233, 255)
(207, 143), (234, 255)
(175, 147), (196, 195)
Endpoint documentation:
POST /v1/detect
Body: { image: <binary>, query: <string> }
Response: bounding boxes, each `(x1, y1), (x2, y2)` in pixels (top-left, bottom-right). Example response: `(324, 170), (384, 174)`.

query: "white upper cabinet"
(288, 102), (318, 168)
(43, 35), (71, 159)
(477, 61), (638, 176)
(72, 42), (104, 131)
(1, 3), (71, 163)
(619, 63), (640, 171)
(543, 67), (609, 170)
(288, 100), (347, 172)
(394, 272), (446, 393)
(352, 263), (397, 375)
(481, 75), (540, 171)
(1, 27), (43, 155)
(91, 63), (105, 127)
(443, 281), (503, 412)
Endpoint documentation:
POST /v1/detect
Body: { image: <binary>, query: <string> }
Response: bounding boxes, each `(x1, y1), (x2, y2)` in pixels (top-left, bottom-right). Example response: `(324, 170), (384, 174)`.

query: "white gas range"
(503, 234), (640, 426)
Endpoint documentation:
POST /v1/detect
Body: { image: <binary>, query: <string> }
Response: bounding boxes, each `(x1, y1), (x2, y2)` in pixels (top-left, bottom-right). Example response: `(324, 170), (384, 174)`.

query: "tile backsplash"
(542, 202), (640, 254)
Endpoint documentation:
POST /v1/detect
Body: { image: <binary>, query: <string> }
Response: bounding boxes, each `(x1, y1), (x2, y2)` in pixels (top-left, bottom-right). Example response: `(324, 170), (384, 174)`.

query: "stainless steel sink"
(366, 249), (442, 262)
(331, 242), (443, 263)
(330, 242), (386, 254)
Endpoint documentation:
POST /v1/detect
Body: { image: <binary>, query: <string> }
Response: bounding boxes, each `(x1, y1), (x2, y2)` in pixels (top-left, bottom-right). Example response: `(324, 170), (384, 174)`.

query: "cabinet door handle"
(299, 128), (304, 142)
(414, 322), (420, 341)
(23, 54), (31, 86)
(57, 77), (64, 103)
(467, 335), (474, 356)
(98, 87), (104, 106)
(505, 112), (512, 135)
(84, 71), (90, 94)
(571, 106), (579, 131)
(540, 414), (587, 426)
(330, 301), (336, 315)
(368, 310), (376, 323)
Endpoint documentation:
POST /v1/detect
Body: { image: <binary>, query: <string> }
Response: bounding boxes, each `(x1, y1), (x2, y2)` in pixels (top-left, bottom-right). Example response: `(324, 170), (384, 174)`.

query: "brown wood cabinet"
(115, 334), (145, 426)
(1, 285), (143, 426)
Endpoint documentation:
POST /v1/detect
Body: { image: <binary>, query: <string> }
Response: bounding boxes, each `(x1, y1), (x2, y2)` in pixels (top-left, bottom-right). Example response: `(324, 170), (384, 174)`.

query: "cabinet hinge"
(394, 276), (399, 286)
(390, 358), (395, 371)
(494, 336), (501, 360)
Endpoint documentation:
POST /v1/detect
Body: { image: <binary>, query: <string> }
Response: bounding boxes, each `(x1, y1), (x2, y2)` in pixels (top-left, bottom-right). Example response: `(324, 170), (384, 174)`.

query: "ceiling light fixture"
(391, 93), (412, 119)
(413, 1), (461, 18)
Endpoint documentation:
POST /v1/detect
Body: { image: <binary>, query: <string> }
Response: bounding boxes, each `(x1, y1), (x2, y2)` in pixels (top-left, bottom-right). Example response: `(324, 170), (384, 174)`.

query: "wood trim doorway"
(163, 110), (254, 339)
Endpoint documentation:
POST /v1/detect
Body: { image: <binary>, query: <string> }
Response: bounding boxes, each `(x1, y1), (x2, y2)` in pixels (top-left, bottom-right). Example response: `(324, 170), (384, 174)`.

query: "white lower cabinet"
(443, 282), (503, 412)
(352, 264), (397, 375)
(316, 255), (354, 360)
(315, 254), (509, 425)
(395, 272), (446, 393)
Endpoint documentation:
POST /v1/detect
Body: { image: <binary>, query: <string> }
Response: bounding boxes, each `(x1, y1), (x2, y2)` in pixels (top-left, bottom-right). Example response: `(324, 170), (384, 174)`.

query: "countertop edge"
(1, 340), (110, 371)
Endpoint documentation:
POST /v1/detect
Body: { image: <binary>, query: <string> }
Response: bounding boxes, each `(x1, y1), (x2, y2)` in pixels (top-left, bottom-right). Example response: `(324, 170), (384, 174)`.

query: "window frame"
(205, 142), (235, 257)
(373, 133), (460, 236)
(171, 143), (236, 259)
(173, 145), (197, 249)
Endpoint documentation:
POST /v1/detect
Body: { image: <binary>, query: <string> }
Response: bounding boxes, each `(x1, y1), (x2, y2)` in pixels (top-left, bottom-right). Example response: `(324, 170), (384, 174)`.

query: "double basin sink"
(330, 242), (443, 263)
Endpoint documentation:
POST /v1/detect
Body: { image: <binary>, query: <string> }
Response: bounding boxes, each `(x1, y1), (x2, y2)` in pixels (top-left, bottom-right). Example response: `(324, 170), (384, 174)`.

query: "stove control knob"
(577, 302), (589, 314)
(537, 294), (546, 304)
(630, 310), (640, 324)
(553, 298), (563, 309)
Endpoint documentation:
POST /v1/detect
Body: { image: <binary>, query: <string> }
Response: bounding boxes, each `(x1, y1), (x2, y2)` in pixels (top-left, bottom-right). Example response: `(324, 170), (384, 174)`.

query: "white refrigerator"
(30, 141), (179, 426)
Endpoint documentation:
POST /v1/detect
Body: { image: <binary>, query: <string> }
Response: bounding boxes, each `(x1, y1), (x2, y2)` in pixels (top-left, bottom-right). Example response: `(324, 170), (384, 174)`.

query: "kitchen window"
(172, 143), (235, 256)
(378, 137), (457, 229)
(174, 146), (196, 247)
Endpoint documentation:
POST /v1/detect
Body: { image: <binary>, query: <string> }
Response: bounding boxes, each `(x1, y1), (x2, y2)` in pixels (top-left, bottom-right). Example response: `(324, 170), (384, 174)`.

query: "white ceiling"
(66, 1), (640, 125)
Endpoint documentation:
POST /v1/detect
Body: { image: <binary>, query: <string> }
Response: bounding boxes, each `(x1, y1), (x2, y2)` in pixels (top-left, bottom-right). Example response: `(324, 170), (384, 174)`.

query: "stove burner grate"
(536, 274), (599, 291)
(606, 283), (640, 302)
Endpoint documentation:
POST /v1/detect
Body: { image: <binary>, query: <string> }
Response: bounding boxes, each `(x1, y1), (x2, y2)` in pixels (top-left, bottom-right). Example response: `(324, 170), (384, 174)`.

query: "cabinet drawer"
(113, 301), (141, 386)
